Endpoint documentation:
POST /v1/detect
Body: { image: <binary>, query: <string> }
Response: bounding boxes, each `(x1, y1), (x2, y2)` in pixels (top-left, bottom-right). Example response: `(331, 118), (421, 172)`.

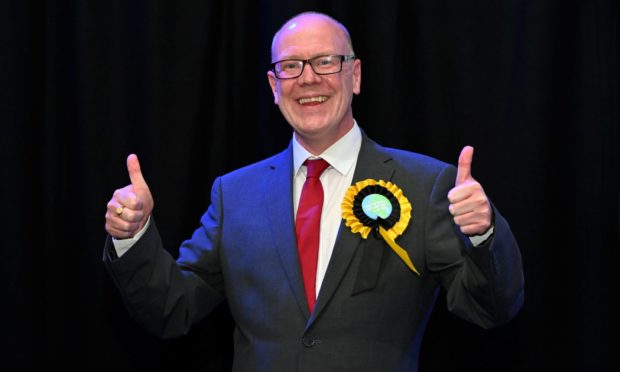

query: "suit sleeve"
(103, 177), (226, 339)
(425, 165), (524, 329)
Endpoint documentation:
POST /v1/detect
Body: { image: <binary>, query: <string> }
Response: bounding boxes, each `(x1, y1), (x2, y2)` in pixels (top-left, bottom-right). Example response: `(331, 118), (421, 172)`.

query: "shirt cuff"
(111, 217), (151, 258)
(468, 225), (495, 247)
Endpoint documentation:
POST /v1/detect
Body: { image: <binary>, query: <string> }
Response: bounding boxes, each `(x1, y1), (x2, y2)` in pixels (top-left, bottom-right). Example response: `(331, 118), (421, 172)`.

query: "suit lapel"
(308, 135), (395, 327)
(265, 144), (311, 318)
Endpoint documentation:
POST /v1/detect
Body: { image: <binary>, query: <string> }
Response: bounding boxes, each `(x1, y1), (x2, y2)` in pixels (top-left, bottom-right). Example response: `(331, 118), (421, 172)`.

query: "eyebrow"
(275, 52), (338, 61)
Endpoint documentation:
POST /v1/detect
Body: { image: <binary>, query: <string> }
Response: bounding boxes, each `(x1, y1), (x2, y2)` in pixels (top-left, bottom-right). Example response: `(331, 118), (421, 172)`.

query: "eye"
(316, 56), (335, 66)
(280, 61), (301, 71)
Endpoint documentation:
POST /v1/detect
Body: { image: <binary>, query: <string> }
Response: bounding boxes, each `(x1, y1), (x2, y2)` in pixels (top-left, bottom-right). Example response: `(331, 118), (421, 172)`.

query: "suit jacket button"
(302, 337), (321, 347)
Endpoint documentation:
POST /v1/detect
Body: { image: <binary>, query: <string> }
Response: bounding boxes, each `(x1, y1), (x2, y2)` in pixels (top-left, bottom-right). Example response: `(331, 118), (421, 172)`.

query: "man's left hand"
(447, 146), (492, 236)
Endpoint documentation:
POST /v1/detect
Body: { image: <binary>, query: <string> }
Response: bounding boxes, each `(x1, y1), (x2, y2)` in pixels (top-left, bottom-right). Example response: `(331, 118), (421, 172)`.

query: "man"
(104, 11), (523, 371)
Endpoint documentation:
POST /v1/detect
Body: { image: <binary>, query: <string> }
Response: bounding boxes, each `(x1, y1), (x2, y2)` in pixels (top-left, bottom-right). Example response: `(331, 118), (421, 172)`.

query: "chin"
(295, 121), (333, 136)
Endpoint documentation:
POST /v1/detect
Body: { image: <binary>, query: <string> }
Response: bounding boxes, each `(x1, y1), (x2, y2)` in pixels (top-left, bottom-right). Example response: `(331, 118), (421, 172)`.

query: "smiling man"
(104, 11), (524, 371)
(267, 14), (360, 155)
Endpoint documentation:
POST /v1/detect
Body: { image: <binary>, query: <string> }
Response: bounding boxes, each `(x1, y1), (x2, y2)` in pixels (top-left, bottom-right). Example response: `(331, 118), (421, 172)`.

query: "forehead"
(272, 15), (349, 59)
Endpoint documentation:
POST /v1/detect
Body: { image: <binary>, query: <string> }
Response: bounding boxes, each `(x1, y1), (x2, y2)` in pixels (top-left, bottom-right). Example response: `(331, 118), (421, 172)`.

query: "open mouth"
(298, 96), (328, 105)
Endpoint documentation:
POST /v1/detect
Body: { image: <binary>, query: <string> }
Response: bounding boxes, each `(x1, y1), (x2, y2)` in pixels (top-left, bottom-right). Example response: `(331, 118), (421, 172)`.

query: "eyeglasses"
(271, 54), (356, 79)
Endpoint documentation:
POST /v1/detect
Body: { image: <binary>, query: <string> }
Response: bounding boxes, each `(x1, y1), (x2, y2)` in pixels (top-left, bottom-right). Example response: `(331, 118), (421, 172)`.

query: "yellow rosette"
(341, 179), (419, 275)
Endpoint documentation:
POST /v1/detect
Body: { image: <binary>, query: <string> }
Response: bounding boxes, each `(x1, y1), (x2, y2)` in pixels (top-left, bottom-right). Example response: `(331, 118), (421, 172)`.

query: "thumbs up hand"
(447, 146), (492, 236)
(105, 154), (154, 239)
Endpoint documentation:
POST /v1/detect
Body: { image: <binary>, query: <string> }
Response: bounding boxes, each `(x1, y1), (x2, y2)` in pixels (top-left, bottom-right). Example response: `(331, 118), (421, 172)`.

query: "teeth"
(298, 96), (328, 104)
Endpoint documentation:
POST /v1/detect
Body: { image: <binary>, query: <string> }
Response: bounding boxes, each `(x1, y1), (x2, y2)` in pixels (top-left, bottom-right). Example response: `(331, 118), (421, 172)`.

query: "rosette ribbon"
(341, 179), (419, 275)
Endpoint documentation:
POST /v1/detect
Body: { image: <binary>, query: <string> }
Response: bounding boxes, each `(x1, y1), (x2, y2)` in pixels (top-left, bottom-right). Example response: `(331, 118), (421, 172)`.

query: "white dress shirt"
(292, 123), (362, 298)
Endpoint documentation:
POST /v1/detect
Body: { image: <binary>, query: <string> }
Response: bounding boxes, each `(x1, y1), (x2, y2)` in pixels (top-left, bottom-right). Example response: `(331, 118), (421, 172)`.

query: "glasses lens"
(311, 55), (341, 74)
(275, 60), (303, 78)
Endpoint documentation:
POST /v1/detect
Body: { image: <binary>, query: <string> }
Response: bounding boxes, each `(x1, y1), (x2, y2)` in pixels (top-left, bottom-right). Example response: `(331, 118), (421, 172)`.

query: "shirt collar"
(293, 121), (362, 176)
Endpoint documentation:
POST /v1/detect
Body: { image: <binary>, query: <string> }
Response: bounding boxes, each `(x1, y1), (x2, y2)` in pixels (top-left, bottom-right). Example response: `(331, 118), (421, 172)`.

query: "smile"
(298, 96), (328, 105)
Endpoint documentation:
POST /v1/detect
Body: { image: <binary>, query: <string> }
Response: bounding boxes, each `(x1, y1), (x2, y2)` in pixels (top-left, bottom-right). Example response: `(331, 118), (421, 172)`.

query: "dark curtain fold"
(2, 0), (618, 371)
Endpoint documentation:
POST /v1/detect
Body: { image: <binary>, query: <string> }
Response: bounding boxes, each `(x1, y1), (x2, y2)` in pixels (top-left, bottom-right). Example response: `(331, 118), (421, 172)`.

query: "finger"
(117, 191), (143, 210)
(456, 219), (492, 236)
(449, 185), (488, 215)
(452, 210), (484, 226)
(105, 222), (141, 239)
(448, 198), (475, 217)
(107, 201), (143, 223)
(107, 199), (123, 212)
(447, 184), (474, 204)
(127, 154), (149, 191)
(107, 200), (125, 218)
(459, 223), (490, 236)
(105, 222), (129, 239)
(113, 186), (144, 210)
(451, 207), (492, 235)
(456, 146), (474, 186)
(105, 211), (142, 236)
(448, 179), (485, 204)
(453, 211), (473, 228)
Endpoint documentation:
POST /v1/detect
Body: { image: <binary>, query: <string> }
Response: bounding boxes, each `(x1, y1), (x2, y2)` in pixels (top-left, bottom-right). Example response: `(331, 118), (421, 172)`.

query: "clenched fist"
(447, 146), (492, 236)
(105, 154), (154, 239)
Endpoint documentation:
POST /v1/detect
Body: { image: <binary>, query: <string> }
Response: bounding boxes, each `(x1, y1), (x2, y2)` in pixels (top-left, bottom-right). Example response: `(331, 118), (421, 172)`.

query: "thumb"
(456, 146), (474, 185)
(127, 154), (149, 190)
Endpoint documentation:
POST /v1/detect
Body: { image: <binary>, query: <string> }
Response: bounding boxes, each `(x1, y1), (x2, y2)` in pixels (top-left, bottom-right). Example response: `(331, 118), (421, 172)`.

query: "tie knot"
(305, 158), (330, 179)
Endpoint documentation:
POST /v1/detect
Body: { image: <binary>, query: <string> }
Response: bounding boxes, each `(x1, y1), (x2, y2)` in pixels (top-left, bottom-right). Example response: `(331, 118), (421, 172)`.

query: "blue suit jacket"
(105, 135), (524, 371)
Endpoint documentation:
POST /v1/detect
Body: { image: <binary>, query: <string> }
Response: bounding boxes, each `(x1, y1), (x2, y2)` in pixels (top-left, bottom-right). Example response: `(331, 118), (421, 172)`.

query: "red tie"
(296, 158), (330, 312)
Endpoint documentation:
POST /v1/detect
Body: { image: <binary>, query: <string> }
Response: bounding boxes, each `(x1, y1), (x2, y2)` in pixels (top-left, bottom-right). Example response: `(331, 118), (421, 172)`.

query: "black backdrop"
(2, 0), (619, 371)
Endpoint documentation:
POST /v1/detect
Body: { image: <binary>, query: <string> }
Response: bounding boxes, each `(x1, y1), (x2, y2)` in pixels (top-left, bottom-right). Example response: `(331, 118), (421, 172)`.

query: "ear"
(352, 59), (362, 95)
(267, 71), (280, 104)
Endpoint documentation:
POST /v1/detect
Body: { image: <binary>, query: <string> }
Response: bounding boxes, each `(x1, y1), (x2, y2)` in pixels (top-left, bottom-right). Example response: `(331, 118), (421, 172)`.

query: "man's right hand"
(105, 154), (154, 239)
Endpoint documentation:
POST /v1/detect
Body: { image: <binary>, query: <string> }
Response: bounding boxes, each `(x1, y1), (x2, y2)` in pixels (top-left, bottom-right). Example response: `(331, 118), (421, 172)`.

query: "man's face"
(268, 15), (361, 153)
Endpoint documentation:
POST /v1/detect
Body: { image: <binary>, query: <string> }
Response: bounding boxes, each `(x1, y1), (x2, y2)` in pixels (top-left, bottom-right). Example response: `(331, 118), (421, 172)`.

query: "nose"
(298, 62), (322, 85)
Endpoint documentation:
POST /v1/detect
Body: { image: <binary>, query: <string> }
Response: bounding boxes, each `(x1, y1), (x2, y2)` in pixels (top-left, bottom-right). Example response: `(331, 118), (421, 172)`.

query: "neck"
(295, 119), (354, 156)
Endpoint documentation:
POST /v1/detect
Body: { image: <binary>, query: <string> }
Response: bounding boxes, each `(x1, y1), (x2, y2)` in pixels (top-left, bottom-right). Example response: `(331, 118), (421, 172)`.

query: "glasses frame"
(271, 54), (356, 79)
